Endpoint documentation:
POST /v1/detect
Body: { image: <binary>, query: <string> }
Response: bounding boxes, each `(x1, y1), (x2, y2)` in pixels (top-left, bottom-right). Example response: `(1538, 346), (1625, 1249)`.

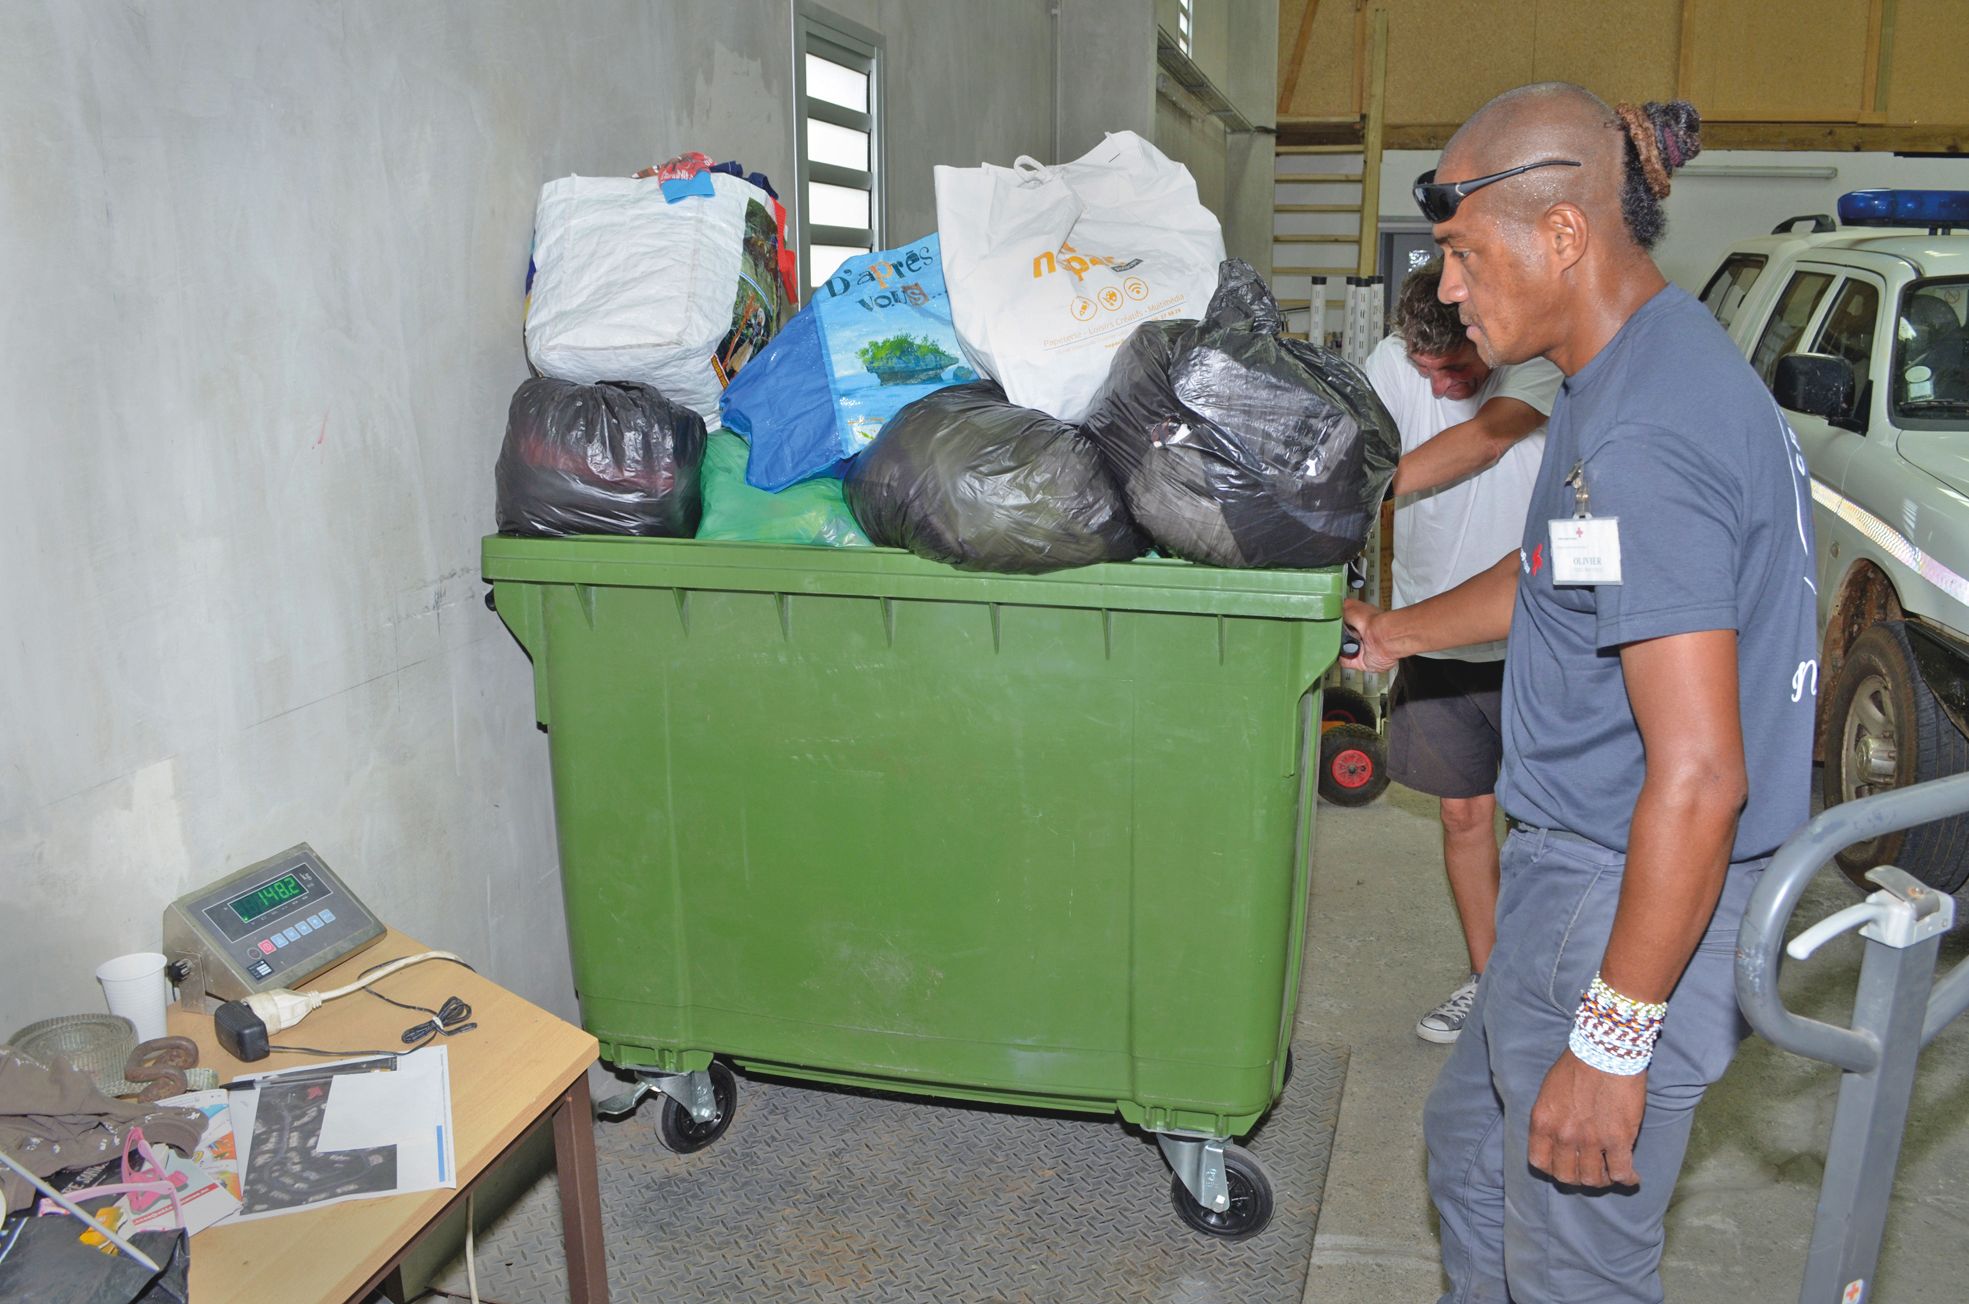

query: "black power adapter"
(214, 999), (271, 1061)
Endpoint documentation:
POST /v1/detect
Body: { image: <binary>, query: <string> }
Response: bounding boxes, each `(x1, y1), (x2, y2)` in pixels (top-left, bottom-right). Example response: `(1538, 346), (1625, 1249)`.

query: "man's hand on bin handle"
(1339, 599), (1400, 674)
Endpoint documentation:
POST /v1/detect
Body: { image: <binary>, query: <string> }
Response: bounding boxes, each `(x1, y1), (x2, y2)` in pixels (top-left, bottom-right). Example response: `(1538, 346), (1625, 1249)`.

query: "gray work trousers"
(1425, 825), (1768, 1303)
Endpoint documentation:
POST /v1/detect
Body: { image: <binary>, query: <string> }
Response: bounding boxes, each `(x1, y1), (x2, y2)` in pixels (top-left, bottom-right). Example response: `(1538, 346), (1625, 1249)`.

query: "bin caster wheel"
(657, 1061), (737, 1154)
(1170, 1144), (1273, 1240)
(1319, 723), (1388, 807)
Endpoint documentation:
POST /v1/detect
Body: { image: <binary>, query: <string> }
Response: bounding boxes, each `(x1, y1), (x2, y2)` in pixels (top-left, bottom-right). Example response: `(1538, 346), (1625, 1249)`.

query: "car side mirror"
(1775, 353), (1860, 430)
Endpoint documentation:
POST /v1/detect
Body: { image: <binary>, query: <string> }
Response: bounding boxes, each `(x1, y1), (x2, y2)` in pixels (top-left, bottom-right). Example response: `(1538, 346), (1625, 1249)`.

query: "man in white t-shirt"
(1363, 260), (1562, 1044)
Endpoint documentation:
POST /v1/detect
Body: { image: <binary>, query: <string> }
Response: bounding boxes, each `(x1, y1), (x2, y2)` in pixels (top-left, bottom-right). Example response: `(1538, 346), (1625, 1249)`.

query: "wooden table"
(166, 929), (605, 1304)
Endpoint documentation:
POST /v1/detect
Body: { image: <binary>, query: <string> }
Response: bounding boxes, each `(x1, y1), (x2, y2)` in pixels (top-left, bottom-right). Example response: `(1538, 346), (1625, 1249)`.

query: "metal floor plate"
(436, 1044), (1348, 1303)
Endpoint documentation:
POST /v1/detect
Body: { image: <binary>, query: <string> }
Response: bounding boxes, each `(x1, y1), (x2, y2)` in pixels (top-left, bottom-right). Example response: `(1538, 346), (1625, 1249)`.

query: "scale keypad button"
(259, 940), (276, 955)
(271, 934), (288, 949)
(281, 927), (300, 943)
(306, 914), (324, 930)
(295, 919), (313, 935)
(317, 908), (336, 924)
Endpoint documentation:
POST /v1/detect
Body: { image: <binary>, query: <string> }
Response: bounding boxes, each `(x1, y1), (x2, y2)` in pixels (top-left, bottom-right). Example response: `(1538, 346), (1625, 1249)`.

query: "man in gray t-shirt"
(1499, 285), (1816, 859)
(1344, 83), (1816, 1302)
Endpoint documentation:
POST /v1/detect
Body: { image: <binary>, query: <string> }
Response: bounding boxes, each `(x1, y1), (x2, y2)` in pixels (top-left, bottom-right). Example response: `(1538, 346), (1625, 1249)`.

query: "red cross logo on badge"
(1531, 543), (1545, 576)
(1843, 1281), (1866, 1303)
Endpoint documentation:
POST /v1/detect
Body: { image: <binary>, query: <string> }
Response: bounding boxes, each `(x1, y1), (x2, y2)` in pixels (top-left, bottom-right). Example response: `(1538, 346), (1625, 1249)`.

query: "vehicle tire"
(1822, 621), (1969, 893)
(1320, 685), (1378, 730)
(1170, 1144), (1274, 1240)
(655, 1061), (738, 1154)
(1320, 723), (1389, 807)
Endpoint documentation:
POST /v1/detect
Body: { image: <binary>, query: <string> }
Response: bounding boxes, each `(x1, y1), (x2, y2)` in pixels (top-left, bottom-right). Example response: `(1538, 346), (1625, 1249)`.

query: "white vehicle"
(1699, 189), (1969, 892)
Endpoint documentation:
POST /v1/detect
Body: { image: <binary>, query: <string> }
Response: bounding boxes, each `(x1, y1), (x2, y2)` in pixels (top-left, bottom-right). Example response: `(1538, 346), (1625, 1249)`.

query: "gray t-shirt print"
(1495, 284), (1818, 860)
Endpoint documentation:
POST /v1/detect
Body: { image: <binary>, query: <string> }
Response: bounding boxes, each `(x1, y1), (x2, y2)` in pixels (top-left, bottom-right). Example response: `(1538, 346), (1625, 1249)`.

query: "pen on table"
(222, 1056), (399, 1090)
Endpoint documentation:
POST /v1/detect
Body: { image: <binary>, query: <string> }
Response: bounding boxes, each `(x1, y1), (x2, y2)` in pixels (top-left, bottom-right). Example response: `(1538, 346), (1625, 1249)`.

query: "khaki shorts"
(1387, 654), (1505, 800)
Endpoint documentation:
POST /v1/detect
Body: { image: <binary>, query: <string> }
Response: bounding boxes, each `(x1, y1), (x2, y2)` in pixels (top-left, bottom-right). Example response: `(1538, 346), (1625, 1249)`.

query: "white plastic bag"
(525, 173), (785, 429)
(934, 132), (1225, 423)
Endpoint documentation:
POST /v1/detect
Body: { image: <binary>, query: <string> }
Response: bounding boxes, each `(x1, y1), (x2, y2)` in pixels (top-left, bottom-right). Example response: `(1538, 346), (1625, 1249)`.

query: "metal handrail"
(1736, 769), (1969, 1303)
(1737, 771), (1969, 1064)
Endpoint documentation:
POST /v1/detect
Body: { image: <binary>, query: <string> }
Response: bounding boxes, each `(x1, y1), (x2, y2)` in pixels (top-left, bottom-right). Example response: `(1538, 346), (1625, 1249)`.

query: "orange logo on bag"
(1031, 241), (1144, 282)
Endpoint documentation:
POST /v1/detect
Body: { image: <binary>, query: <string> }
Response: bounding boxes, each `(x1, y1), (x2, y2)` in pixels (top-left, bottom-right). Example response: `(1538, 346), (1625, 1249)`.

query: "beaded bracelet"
(1569, 973), (1666, 1077)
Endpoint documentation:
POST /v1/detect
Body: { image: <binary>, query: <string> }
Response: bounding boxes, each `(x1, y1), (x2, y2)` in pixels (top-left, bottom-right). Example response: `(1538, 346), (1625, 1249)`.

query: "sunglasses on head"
(1412, 159), (1583, 224)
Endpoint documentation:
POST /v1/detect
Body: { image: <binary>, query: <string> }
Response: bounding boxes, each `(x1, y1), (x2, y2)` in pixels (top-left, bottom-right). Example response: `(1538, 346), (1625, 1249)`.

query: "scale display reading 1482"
(229, 873), (307, 924)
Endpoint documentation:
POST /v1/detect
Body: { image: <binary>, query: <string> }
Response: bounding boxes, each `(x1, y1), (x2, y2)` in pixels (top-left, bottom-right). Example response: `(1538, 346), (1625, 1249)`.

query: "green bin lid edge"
(480, 535), (1346, 621)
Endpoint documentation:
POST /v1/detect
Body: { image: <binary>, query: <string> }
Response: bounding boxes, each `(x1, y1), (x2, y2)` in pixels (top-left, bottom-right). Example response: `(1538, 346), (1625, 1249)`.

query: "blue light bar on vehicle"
(1838, 189), (1969, 230)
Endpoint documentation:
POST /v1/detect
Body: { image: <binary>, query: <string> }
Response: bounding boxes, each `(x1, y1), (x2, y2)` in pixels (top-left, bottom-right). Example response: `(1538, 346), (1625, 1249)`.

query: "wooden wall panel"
(1382, 0), (1537, 125)
(1884, 0), (1969, 124)
(1276, 0), (1966, 142)
(1680, 0), (1872, 121)
(1277, 0), (1360, 119)
(1282, 0), (1680, 130)
(1531, 0), (1682, 107)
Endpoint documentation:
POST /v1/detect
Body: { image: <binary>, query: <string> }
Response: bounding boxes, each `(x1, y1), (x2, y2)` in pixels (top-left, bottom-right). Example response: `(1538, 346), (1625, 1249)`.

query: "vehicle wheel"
(1320, 685), (1379, 730)
(1823, 621), (1969, 893)
(1320, 723), (1389, 807)
(1170, 1144), (1274, 1241)
(656, 1061), (738, 1154)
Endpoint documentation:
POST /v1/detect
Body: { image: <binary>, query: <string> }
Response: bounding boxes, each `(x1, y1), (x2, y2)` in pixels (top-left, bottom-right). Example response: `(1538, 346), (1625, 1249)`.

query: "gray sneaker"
(1416, 974), (1481, 1044)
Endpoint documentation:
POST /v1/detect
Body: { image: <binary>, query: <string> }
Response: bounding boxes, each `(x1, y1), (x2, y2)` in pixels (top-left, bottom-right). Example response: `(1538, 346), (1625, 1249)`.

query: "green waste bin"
(484, 535), (1345, 1239)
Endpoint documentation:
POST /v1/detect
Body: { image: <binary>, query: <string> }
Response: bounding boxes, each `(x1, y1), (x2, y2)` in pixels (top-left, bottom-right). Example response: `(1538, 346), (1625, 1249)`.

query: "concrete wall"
(0, 0), (1085, 1040)
(1057, 0), (1159, 163)
(1377, 146), (1969, 296)
(1219, 0), (1280, 279)
(1161, 0), (1277, 128)
(1219, 0), (1280, 134)
(817, 0), (1059, 242)
(1147, 0), (1279, 275)
(1157, 92), (1233, 236)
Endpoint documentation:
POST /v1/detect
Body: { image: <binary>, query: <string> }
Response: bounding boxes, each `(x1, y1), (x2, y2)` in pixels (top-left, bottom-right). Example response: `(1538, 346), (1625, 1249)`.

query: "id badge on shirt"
(1548, 516), (1622, 584)
(1548, 459), (1622, 585)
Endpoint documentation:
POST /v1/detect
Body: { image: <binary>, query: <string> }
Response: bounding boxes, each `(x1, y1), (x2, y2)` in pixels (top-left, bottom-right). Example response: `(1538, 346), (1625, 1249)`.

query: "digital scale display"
(228, 872), (310, 924)
(165, 843), (384, 1001)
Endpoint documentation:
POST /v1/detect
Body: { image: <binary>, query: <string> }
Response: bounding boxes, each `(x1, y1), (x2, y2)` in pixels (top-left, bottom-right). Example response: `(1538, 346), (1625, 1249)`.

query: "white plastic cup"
(95, 952), (170, 1043)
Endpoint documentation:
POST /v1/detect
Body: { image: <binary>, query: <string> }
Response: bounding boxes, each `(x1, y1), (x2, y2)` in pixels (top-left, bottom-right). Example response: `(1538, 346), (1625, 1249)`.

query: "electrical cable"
(259, 1041), (418, 1057)
(259, 954), (479, 1057)
(361, 987), (478, 1046)
(242, 950), (467, 1041)
(317, 951), (474, 1001)
(466, 1188), (481, 1304)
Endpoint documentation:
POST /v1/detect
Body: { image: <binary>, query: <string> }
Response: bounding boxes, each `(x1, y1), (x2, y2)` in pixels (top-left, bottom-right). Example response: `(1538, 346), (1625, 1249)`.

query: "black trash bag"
(0, 1214), (188, 1303)
(495, 377), (706, 537)
(1081, 259), (1399, 568)
(844, 381), (1147, 573)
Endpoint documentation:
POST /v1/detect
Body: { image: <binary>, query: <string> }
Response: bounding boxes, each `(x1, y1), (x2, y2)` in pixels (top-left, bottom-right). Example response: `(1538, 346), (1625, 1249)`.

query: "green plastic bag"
(696, 432), (872, 547)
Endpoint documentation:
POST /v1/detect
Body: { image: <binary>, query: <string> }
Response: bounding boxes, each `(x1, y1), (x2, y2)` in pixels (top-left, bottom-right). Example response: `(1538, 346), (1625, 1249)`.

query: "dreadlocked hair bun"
(1615, 100), (1702, 198)
(1613, 100), (1701, 251)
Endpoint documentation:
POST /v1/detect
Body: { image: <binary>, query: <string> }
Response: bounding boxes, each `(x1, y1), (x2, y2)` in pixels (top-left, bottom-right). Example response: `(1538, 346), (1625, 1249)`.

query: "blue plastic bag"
(721, 235), (975, 491)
